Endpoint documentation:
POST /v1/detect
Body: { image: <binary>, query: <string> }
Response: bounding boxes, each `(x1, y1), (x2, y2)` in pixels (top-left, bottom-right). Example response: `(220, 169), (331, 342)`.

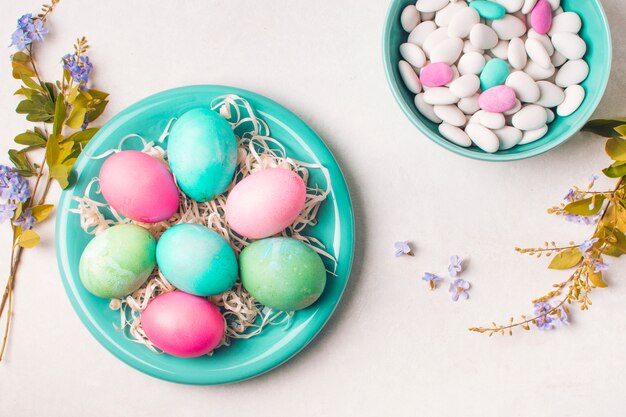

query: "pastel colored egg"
(240, 237), (327, 311)
(530, 0), (552, 35)
(99, 150), (179, 223)
(79, 224), (156, 298)
(470, 0), (506, 20)
(167, 108), (237, 202)
(156, 223), (238, 296)
(478, 85), (517, 113)
(141, 291), (224, 357)
(479, 58), (509, 91)
(420, 62), (454, 87)
(225, 168), (306, 239)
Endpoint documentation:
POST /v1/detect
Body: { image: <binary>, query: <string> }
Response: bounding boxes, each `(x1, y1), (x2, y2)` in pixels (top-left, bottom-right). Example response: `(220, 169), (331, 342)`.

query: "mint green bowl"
(55, 85), (354, 385)
(383, 0), (612, 161)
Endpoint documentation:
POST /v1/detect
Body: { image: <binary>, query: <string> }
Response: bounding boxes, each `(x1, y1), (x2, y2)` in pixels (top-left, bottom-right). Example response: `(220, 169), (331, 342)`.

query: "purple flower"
(17, 14), (33, 30)
(26, 19), (48, 42)
(62, 53), (93, 86)
(563, 188), (577, 203)
(0, 203), (17, 223)
(13, 208), (36, 230)
(0, 165), (30, 203)
(534, 302), (568, 330)
(593, 260), (610, 273)
(448, 255), (463, 277)
(449, 278), (470, 301)
(422, 272), (443, 290)
(565, 214), (596, 225)
(394, 240), (413, 257)
(579, 238), (599, 255)
(10, 28), (32, 51)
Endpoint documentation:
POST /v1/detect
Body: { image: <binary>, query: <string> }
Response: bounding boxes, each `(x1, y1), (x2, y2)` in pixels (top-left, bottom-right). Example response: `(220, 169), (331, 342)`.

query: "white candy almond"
(465, 123), (500, 153)
(491, 14), (527, 40)
(508, 37), (527, 70)
(439, 123), (472, 147)
(525, 38), (552, 69)
(448, 7), (480, 38)
(551, 32), (587, 60)
(506, 71), (540, 103)
(430, 37), (464, 64)
(401, 5), (421, 33)
(494, 126), (523, 150)
(400, 43), (427, 68)
(434, 105), (467, 126)
(535, 81), (565, 107)
(416, 0), (450, 13)
(512, 104), (548, 130)
(399, 61), (422, 94)
(557, 85), (585, 117)
(415, 94), (443, 123)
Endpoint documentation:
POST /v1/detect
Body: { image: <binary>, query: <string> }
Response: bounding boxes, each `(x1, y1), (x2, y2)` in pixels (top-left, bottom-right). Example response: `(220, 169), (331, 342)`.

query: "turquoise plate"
(383, 0), (612, 161)
(55, 85), (354, 385)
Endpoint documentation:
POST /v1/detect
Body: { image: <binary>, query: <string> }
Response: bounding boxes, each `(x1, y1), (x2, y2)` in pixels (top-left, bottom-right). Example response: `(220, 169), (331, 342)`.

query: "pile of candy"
(399, 0), (588, 152)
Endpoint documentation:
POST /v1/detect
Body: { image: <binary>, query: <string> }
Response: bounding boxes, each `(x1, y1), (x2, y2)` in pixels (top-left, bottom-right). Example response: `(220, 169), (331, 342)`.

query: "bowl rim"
(382, 0), (613, 162)
(54, 84), (356, 385)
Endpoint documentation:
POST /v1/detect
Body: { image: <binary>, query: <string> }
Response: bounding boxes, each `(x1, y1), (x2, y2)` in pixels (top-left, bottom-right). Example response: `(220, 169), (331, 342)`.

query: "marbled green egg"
(79, 224), (156, 298)
(480, 58), (509, 91)
(470, 1), (506, 20)
(239, 237), (327, 311)
(167, 108), (237, 202)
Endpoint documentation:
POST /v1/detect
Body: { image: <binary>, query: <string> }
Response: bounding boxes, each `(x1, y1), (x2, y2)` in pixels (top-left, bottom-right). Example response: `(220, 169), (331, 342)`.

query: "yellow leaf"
(548, 248), (583, 270)
(65, 107), (87, 129)
(31, 204), (54, 222)
(49, 164), (71, 189)
(17, 230), (40, 248)
(588, 269), (608, 288)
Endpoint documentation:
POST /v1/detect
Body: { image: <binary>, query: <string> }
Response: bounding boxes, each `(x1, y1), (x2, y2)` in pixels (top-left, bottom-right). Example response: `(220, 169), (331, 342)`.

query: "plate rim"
(55, 84), (355, 385)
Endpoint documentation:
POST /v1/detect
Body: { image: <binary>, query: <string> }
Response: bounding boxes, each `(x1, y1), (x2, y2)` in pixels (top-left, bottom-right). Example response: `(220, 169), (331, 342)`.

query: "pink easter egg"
(530, 0), (552, 35)
(99, 150), (179, 223)
(478, 85), (517, 113)
(420, 62), (454, 87)
(141, 291), (225, 358)
(225, 168), (306, 239)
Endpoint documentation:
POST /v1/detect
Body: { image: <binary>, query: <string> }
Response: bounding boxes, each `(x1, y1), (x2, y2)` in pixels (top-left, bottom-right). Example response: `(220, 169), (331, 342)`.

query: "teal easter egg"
(167, 108), (237, 202)
(480, 58), (509, 91)
(156, 223), (238, 296)
(470, 1), (505, 20)
(239, 237), (326, 311)
(79, 224), (156, 298)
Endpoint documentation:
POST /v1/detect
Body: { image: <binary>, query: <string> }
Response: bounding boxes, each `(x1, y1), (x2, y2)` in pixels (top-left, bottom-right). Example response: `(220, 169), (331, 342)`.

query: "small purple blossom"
(10, 28), (31, 51)
(1, 165), (30, 203)
(579, 238), (599, 255)
(593, 260), (610, 273)
(448, 255), (463, 277)
(0, 203), (17, 223)
(13, 208), (36, 230)
(563, 188), (577, 203)
(26, 19), (48, 42)
(17, 14), (33, 31)
(534, 302), (568, 330)
(394, 240), (413, 257)
(565, 214), (597, 225)
(422, 272), (443, 290)
(449, 278), (470, 301)
(62, 53), (93, 86)
(588, 174), (599, 185)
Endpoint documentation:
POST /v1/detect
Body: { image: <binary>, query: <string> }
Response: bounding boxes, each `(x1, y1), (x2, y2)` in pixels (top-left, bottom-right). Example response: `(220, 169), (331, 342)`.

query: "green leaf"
(44, 82), (57, 101)
(88, 89), (110, 100)
(603, 161), (626, 178)
(563, 196), (606, 216)
(11, 51), (31, 64)
(604, 244), (624, 258)
(45, 134), (61, 167)
(66, 127), (98, 145)
(17, 230), (40, 249)
(53, 94), (66, 136)
(548, 248), (583, 270)
(12, 62), (35, 79)
(14, 130), (46, 147)
(606, 137), (626, 161)
(65, 107), (87, 129)
(8, 149), (32, 175)
(583, 118), (626, 137)
(588, 269), (608, 288)
(31, 204), (54, 222)
(14, 87), (37, 99)
(87, 99), (108, 123)
(20, 74), (44, 92)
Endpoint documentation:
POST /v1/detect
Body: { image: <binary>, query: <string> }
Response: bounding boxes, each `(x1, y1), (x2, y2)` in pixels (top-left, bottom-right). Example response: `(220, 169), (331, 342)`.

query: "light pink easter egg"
(420, 62), (454, 87)
(530, 0), (552, 35)
(225, 168), (306, 239)
(99, 150), (179, 223)
(141, 291), (224, 358)
(478, 85), (517, 113)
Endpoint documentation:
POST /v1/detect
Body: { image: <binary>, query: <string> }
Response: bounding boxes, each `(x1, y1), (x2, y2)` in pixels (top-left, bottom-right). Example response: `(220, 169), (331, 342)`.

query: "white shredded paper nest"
(70, 94), (337, 354)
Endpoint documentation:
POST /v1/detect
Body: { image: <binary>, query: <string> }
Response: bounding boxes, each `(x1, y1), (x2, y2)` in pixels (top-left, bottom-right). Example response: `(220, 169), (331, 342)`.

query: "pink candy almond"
(478, 85), (517, 113)
(530, 0), (552, 35)
(420, 62), (454, 87)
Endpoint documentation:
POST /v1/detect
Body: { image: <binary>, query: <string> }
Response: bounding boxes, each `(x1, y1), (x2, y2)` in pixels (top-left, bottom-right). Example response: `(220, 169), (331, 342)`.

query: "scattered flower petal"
(593, 260), (610, 273)
(422, 272), (443, 290)
(448, 255), (463, 277)
(579, 238), (599, 254)
(394, 240), (413, 257)
(449, 278), (470, 301)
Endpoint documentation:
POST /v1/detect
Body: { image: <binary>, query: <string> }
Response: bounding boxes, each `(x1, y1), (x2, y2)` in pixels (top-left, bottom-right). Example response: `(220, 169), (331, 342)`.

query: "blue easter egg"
(156, 223), (238, 296)
(480, 58), (509, 91)
(167, 108), (237, 202)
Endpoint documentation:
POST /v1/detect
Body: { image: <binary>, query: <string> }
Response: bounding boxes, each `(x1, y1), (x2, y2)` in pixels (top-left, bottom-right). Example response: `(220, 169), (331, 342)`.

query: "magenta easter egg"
(140, 291), (224, 357)
(99, 150), (179, 223)
(225, 168), (306, 239)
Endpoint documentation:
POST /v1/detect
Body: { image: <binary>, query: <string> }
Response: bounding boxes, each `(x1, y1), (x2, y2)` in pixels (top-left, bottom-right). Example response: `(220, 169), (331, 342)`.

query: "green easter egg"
(240, 237), (327, 311)
(167, 108), (237, 202)
(480, 58), (509, 91)
(470, 1), (506, 20)
(79, 224), (156, 298)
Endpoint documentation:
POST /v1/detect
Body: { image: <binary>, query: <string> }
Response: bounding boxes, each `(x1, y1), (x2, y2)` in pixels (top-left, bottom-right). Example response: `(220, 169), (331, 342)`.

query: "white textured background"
(1, 1), (625, 416)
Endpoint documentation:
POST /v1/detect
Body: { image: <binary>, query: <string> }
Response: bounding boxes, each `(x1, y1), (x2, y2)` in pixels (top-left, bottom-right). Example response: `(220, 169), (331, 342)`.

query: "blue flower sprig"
(0, 1), (109, 361)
